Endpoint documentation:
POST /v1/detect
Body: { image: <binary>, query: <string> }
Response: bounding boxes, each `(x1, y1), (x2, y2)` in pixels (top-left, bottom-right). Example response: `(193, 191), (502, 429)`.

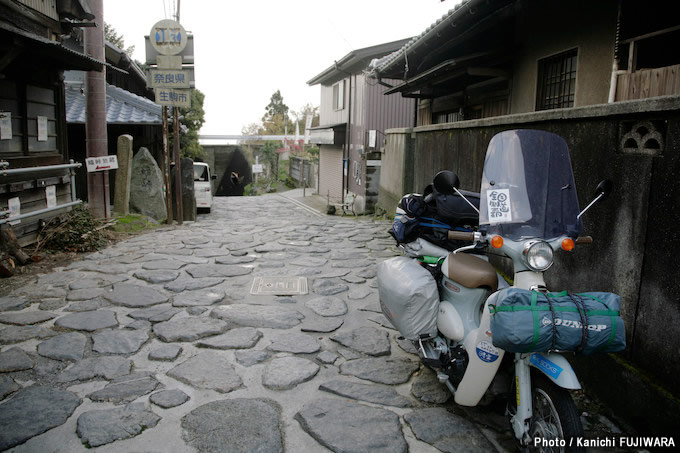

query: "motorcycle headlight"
(523, 241), (554, 272)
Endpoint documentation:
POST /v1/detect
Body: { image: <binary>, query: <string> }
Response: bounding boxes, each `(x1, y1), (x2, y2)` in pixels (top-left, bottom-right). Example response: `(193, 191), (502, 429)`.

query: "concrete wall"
(511, 0), (618, 113)
(378, 95), (680, 434)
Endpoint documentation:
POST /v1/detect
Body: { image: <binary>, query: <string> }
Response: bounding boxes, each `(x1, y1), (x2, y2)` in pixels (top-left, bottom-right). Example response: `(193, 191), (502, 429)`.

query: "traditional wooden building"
(1, 0), (104, 244)
(307, 38), (416, 213)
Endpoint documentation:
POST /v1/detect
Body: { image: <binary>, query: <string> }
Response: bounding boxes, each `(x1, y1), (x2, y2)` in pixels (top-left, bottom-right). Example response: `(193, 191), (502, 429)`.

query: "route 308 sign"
(150, 19), (187, 56)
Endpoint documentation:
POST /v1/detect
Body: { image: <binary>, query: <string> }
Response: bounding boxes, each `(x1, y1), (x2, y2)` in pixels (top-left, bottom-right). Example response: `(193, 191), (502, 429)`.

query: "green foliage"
(260, 90), (296, 135)
(111, 214), (158, 233)
(104, 23), (135, 56)
(168, 89), (206, 160)
(259, 141), (279, 176)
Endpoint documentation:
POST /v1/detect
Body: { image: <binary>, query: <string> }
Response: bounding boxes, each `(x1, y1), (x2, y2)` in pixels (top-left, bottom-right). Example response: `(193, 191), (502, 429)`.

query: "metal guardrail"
(1, 160), (83, 224)
(0, 200), (82, 225)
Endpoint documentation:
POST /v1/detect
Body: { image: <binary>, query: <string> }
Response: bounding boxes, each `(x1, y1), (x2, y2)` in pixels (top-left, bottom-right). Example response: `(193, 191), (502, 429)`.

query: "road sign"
(252, 164), (264, 174)
(157, 55), (183, 69)
(86, 155), (119, 173)
(155, 88), (191, 108)
(148, 68), (192, 88)
(149, 19), (187, 56)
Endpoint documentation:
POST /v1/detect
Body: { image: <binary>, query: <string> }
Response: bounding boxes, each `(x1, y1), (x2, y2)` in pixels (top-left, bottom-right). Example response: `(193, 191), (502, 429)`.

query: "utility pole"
(84, 0), (110, 218)
(173, 0), (183, 224)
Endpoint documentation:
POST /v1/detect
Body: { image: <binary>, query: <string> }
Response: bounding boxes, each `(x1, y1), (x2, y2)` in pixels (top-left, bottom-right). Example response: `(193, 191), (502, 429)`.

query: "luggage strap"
(566, 293), (589, 353)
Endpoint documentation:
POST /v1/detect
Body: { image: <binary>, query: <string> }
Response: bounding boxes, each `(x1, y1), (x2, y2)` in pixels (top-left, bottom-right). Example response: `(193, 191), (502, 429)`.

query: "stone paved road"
(0, 194), (511, 452)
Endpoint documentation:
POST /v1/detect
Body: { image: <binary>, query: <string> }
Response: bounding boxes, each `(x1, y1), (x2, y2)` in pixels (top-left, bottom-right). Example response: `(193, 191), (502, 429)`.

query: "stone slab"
(340, 358), (420, 385)
(54, 310), (118, 332)
(149, 344), (183, 361)
(267, 332), (321, 354)
(172, 288), (225, 307)
(92, 329), (149, 354)
(182, 399), (283, 453)
(150, 389), (189, 408)
(129, 305), (180, 323)
(105, 283), (168, 308)
(76, 403), (161, 447)
(168, 351), (242, 393)
(211, 304), (304, 329)
(0, 347), (33, 372)
(37, 332), (87, 362)
(197, 327), (262, 349)
(0, 386), (81, 451)
(57, 357), (132, 383)
(0, 311), (56, 325)
(295, 398), (407, 453)
(164, 278), (224, 293)
(305, 296), (347, 317)
(153, 317), (229, 342)
(331, 326), (391, 357)
(185, 264), (254, 278)
(262, 357), (319, 390)
(88, 372), (160, 403)
(319, 380), (413, 408)
(404, 407), (494, 452)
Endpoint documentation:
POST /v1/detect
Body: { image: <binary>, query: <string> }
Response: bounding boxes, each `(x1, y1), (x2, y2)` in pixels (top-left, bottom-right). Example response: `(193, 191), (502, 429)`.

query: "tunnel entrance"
(204, 146), (252, 196)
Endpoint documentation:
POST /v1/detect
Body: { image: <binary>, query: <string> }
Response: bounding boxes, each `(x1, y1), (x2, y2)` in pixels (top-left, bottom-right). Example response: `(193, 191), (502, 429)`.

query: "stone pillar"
(114, 135), (133, 215)
(172, 158), (196, 222)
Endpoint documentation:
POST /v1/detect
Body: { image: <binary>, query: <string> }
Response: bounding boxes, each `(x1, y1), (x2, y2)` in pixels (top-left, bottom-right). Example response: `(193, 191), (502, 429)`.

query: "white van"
(193, 162), (214, 212)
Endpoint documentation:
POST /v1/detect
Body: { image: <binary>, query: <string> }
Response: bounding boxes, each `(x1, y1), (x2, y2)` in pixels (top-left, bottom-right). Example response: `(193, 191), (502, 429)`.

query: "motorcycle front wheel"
(529, 374), (584, 452)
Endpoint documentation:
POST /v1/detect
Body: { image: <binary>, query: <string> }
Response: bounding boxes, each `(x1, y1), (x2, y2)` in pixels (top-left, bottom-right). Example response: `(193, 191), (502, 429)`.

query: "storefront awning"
(309, 123), (346, 146)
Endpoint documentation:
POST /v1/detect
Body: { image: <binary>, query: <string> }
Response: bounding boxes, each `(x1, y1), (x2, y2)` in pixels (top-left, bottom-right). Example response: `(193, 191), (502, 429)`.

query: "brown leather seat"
(447, 253), (498, 291)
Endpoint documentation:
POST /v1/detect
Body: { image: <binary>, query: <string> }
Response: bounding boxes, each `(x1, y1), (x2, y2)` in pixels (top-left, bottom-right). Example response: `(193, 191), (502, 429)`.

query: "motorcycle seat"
(445, 252), (498, 292)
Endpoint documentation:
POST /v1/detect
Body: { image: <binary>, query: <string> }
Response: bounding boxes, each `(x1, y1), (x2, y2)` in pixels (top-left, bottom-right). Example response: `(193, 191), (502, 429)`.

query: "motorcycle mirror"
(594, 179), (613, 201)
(578, 179), (614, 220)
(433, 170), (460, 195)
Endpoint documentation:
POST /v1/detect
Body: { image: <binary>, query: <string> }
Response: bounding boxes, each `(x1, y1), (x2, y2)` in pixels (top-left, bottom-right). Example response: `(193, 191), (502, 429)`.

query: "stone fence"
(378, 95), (680, 434)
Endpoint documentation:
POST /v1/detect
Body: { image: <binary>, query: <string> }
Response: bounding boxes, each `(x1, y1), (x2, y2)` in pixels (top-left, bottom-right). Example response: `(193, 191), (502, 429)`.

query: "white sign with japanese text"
(252, 164), (264, 174)
(486, 188), (513, 223)
(86, 155), (119, 173)
(37, 116), (48, 141)
(148, 69), (192, 88)
(8, 197), (20, 225)
(0, 112), (11, 140)
(46, 186), (57, 209)
(154, 88), (191, 108)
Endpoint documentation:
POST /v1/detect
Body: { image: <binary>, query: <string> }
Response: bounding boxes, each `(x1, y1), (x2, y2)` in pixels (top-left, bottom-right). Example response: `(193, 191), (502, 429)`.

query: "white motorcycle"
(379, 129), (618, 451)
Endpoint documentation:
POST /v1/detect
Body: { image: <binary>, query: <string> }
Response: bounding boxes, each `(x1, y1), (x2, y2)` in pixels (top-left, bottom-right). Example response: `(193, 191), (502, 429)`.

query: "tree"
(104, 23), (135, 56)
(169, 89), (205, 160)
(261, 90), (295, 135)
(291, 103), (320, 131)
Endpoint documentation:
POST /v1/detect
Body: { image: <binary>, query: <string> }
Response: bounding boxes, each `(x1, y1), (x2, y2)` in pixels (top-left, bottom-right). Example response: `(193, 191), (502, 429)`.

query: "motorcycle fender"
(529, 353), (581, 390)
(454, 296), (505, 406)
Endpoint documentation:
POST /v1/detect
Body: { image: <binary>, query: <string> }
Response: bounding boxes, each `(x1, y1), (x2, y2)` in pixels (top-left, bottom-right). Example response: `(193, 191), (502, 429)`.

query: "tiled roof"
(368, 0), (476, 76)
(65, 83), (162, 125)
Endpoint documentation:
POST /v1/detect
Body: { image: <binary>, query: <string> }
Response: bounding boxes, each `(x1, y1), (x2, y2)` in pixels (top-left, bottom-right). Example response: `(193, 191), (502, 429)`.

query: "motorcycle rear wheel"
(528, 374), (584, 452)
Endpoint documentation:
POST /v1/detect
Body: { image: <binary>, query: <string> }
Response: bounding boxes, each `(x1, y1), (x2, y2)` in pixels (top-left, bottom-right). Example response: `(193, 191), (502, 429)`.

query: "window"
(333, 80), (345, 110)
(536, 49), (578, 111)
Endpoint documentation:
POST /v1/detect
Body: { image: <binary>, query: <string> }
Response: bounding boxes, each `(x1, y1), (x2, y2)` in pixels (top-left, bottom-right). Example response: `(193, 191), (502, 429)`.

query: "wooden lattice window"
(536, 49), (578, 111)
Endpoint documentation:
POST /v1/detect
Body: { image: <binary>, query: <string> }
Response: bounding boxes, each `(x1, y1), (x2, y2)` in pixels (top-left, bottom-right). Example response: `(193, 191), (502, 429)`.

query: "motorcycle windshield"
(479, 130), (582, 240)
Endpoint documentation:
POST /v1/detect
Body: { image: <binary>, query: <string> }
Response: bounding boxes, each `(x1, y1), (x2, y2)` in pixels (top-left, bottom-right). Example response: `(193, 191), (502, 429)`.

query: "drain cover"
(250, 277), (308, 296)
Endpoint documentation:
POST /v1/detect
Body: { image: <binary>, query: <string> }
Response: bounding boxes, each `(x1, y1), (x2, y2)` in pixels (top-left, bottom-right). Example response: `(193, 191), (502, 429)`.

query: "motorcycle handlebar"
(575, 236), (593, 245)
(447, 230), (475, 241)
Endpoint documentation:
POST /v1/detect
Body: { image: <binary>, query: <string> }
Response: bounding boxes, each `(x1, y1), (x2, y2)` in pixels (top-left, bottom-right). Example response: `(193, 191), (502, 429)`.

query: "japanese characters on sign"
(37, 116), (48, 142)
(154, 88), (191, 108)
(85, 155), (120, 173)
(149, 19), (188, 56)
(486, 188), (513, 223)
(0, 112), (11, 140)
(148, 69), (191, 88)
(45, 186), (57, 209)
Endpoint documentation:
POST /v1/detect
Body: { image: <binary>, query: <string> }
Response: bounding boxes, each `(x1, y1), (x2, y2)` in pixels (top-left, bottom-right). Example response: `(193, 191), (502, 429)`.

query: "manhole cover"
(250, 277), (308, 296)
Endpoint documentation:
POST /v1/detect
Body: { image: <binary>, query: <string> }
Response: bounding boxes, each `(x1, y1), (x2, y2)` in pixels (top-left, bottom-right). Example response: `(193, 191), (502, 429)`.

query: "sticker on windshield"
(487, 189), (513, 223)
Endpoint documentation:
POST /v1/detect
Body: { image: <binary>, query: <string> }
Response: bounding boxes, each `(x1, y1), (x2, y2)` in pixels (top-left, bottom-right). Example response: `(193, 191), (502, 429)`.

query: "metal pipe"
(0, 200), (82, 225)
(0, 162), (82, 176)
(69, 159), (77, 202)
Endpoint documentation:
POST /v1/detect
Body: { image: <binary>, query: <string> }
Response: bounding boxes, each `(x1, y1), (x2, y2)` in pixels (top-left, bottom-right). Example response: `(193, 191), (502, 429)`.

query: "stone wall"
(378, 95), (680, 433)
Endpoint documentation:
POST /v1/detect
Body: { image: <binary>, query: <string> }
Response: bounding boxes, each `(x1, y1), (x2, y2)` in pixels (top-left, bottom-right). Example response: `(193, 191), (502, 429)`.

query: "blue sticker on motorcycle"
(530, 354), (563, 380)
(476, 341), (499, 363)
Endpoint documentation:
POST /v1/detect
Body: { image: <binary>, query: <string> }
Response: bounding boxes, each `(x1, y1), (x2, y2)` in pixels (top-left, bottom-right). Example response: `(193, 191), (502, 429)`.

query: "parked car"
(193, 162), (214, 212)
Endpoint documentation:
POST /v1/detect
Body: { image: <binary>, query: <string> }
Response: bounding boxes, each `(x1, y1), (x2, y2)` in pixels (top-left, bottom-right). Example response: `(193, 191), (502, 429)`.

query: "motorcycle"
(379, 129), (619, 450)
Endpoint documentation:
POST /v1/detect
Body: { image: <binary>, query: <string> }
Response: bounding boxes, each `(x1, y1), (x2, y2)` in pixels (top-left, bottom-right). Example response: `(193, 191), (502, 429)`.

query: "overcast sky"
(104, 0), (459, 136)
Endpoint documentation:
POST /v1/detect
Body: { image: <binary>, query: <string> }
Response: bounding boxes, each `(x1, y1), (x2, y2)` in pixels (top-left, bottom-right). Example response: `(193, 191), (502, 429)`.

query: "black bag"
(432, 189), (480, 227)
